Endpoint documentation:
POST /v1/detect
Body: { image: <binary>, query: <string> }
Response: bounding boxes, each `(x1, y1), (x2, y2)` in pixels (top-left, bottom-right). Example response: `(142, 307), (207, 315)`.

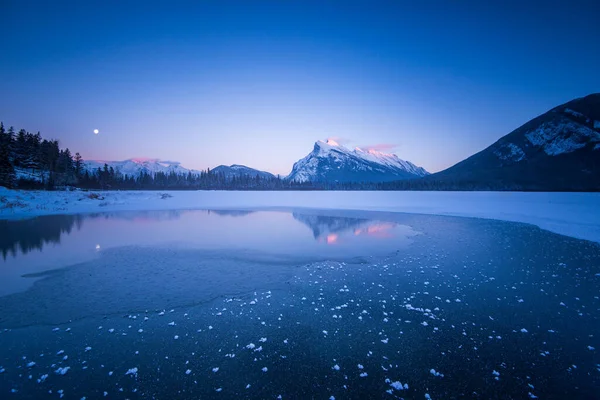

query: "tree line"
(4, 122), (569, 192)
(0, 122), (381, 191)
(0, 122), (82, 189)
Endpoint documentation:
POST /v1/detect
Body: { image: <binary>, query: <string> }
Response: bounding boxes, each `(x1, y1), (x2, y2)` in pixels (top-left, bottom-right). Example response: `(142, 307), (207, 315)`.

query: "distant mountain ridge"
(211, 164), (275, 180)
(84, 159), (277, 181)
(425, 93), (600, 190)
(286, 139), (429, 183)
(83, 158), (201, 177)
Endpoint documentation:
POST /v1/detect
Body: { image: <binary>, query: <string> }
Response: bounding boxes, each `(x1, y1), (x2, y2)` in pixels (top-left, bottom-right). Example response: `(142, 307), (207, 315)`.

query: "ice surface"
(0, 229), (598, 398)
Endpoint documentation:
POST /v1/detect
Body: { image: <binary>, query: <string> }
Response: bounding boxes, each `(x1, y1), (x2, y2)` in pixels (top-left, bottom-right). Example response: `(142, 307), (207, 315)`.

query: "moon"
(93, 129), (99, 135)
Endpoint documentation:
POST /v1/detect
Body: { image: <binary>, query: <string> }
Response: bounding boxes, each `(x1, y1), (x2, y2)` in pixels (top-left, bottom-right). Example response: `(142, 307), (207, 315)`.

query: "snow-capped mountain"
(286, 139), (429, 183)
(211, 164), (275, 179)
(83, 158), (201, 177)
(430, 93), (600, 190)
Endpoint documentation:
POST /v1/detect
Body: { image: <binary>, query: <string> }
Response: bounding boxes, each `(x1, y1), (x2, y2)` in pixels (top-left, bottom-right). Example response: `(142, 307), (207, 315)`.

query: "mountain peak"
(315, 139), (341, 150)
(288, 140), (429, 183)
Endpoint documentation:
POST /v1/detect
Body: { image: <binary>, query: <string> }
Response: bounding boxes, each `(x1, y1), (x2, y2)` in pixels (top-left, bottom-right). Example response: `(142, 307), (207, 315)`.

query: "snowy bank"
(1, 188), (599, 243)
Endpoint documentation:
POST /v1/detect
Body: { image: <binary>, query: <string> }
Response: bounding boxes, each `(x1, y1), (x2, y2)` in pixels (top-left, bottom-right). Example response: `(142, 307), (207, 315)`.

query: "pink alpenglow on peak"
(287, 140), (429, 183)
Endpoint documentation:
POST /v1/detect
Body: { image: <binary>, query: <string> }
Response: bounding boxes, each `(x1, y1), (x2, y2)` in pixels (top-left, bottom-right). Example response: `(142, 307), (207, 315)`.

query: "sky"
(1, 0), (599, 175)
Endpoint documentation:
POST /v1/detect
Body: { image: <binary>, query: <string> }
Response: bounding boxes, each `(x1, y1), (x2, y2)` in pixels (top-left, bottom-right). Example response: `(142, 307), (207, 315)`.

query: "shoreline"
(1, 188), (599, 244)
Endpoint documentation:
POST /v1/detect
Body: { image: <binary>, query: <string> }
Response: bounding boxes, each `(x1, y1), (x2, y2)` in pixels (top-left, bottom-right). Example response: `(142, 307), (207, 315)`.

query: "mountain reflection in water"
(2, 210), (409, 258)
(292, 213), (398, 245)
(0, 209), (418, 297)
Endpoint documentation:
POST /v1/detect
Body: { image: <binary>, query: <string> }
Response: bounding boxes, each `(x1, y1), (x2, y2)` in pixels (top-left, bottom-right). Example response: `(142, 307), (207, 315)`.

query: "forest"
(0, 122), (382, 191)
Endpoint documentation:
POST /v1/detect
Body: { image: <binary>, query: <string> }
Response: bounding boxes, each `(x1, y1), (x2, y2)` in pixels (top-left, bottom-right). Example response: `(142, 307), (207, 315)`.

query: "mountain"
(427, 93), (600, 191)
(211, 164), (275, 180)
(286, 139), (429, 183)
(83, 158), (200, 177)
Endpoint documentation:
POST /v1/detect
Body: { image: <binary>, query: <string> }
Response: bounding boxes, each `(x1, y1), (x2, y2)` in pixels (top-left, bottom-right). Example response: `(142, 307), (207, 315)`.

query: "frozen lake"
(0, 209), (599, 399)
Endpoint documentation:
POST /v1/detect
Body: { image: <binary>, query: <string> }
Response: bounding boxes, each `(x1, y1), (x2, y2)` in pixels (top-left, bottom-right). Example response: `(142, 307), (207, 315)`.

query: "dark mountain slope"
(427, 93), (600, 190)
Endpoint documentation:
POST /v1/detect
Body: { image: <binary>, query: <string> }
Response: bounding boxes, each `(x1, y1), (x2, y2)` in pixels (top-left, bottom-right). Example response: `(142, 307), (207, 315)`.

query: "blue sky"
(1, 0), (599, 174)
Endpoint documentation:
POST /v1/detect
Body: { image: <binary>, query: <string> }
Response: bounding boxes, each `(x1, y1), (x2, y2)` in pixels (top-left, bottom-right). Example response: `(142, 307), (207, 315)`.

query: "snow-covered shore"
(1, 188), (599, 243)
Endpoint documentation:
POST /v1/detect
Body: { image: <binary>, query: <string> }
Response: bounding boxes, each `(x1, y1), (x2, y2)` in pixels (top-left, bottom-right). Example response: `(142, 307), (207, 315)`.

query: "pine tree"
(24, 132), (42, 172)
(0, 124), (15, 188)
(100, 163), (109, 189)
(0, 123), (8, 153)
(74, 152), (83, 178)
(6, 126), (15, 158)
(14, 129), (28, 167)
(62, 148), (74, 171)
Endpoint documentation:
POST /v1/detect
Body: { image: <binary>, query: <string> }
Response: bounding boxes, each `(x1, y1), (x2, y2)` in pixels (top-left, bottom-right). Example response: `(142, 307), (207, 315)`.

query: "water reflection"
(1, 211), (182, 259)
(0, 215), (84, 259)
(292, 213), (399, 245)
(0, 209), (418, 296)
(2, 210), (406, 258)
(353, 222), (397, 238)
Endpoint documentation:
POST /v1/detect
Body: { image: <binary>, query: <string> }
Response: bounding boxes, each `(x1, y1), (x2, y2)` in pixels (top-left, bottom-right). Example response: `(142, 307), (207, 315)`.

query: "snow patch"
(525, 118), (600, 155)
(430, 368), (444, 377)
(564, 108), (585, 119)
(494, 143), (526, 162)
(390, 381), (408, 390)
(55, 367), (70, 375)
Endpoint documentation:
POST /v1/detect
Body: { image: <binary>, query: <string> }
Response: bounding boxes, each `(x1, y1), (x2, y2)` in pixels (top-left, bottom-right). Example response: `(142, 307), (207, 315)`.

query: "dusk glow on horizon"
(1, 1), (599, 175)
